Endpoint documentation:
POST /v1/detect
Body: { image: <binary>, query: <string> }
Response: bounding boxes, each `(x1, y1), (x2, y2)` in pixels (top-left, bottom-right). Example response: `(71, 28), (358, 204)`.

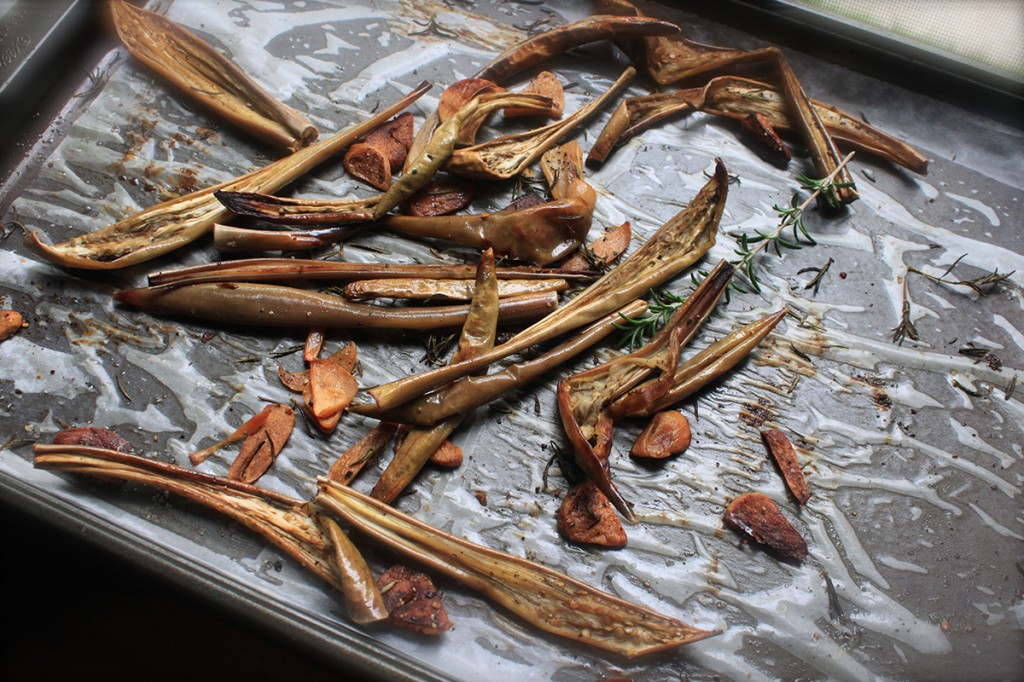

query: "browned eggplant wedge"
(316, 480), (718, 658)
(385, 141), (596, 265)
(113, 282), (558, 331)
(109, 0), (316, 151)
(26, 82), (430, 270)
(32, 444), (388, 625)
(366, 158), (730, 413)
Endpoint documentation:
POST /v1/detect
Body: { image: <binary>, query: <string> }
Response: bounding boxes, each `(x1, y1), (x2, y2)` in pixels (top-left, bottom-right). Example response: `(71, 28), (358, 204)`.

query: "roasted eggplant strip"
(216, 91), (553, 227)
(557, 261), (733, 521)
(113, 282), (558, 331)
(366, 158), (730, 413)
(357, 300), (646, 425)
(27, 82), (430, 270)
(343, 278), (567, 302)
(212, 223), (357, 253)
(446, 68), (634, 180)
(473, 15), (679, 84)
(387, 141), (596, 265)
(33, 444), (387, 625)
(316, 480), (717, 657)
(328, 422), (399, 485)
(147, 257), (593, 288)
(109, 0), (316, 151)
(621, 308), (788, 418)
(588, 76), (927, 174)
(370, 250), (500, 504)
(355, 300), (647, 426)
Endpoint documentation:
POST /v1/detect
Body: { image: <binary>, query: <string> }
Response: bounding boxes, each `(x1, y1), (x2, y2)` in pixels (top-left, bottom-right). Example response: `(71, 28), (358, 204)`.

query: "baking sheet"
(1, 1), (1022, 680)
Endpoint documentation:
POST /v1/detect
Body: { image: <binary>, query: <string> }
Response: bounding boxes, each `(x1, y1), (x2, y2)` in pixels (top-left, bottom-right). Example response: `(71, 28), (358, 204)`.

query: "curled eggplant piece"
(33, 444), (388, 625)
(446, 68), (635, 180)
(473, 14), (679, 84)
(370, 249), (500, 504)
(27, 82), (430, 269)
(113, 282), (558, 331)
(316, 480), (717, 658)
(622, 308), (788, 417)
(367, 158), (730, 413)
(110, 0), (316, 151)
(386, 141), (596, 265)
(147, 257), (593, 288)
(557, 261), (733, 521)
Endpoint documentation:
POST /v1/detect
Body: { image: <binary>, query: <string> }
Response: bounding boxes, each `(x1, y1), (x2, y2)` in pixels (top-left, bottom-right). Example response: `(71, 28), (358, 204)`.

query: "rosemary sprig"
(421, 332), (457, 366)
(732, 152), (854, 293)
(614, 288), (687, 350)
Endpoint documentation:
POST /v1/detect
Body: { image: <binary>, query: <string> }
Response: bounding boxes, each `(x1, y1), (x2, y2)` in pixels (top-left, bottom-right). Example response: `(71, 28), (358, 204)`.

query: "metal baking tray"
(2, 1), (1022, 680)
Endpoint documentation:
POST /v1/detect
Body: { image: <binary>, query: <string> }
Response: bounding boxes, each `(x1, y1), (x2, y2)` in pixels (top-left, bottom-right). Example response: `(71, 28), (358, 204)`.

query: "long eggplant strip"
(557, 261), (733, 521)
(110, 0), (316, 151)
(446, 67), (635, 180)
(622, 308), (788, 417)
(147, 258), (594, 288)
(388, 141), (595, 264)
(473, 15), (679, 84)
(587, 77), (928, 174)
(366, 158), (729, 413)
(32, 444), (386, 624)
(214, 91), (553, 227)
(27, 82), (431, 270)
(214, 192), (379, 226)
(343, 278), (568, 302)
(354, 300), (649, 426)
(113, 282), (557, 330)
(771, 53), (857, 205)
(317, 480), (717, 658)
(370, 250), (500, 504)
(212, 223), (355, 253)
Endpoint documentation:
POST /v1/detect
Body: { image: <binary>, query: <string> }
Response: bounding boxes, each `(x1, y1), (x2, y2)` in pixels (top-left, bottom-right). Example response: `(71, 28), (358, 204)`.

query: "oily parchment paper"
(1, 1), (1022, 680)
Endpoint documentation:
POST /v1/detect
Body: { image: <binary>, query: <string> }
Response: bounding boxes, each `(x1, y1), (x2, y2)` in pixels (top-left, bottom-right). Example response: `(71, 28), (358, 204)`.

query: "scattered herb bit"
(798, 256), (834, 296)
(891, 278), (919, 346)
(789, 343), (812, 363)
(908, 254), (1014, 295)
(1004, 374), (1017, 401)
(422, 332), (457, 366)
(951, 379), (982, 397)
(957, 344), (989, 359)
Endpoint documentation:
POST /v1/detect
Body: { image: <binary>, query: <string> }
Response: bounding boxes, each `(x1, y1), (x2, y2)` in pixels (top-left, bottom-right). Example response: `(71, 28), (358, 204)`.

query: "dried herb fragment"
(725, 492), (808, 562)
(761, 428), (810, 504)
